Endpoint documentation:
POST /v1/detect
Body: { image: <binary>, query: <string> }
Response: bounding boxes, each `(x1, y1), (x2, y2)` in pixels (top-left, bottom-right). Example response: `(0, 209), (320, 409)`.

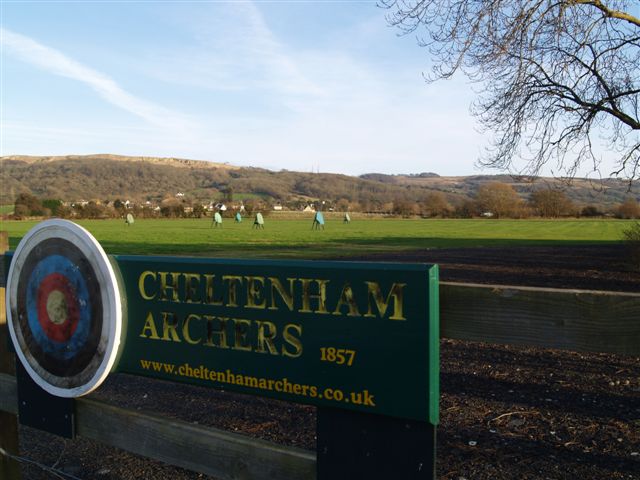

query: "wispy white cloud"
(141, 1), (324, 100)
(236, 1), (325, 97)
(1, 27), (195, 132)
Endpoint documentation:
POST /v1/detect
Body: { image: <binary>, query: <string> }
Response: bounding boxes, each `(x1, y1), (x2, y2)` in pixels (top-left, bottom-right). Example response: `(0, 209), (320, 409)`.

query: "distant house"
(214, 203), (227, 211)
(303, 205), (315, 213)
(176, 192), (185, 198)
(273, 204), (283, 211)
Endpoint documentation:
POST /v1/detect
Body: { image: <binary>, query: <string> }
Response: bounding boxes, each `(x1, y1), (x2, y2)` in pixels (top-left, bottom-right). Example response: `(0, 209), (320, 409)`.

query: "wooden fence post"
(0, 231), (21, 479)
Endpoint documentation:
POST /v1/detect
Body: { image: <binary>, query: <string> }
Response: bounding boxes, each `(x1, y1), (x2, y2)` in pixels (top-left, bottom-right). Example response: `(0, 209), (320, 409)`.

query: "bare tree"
(529, 189), (575, 217)
(422, 191), (452, 216)
(476, 182), (524, 217)
(617, 197), (640, 218)
(382, 1), (640, 181)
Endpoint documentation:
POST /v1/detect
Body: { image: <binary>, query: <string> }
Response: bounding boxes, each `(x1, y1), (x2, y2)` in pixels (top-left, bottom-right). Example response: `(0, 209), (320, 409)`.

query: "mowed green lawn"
(0, 215), (634, 259)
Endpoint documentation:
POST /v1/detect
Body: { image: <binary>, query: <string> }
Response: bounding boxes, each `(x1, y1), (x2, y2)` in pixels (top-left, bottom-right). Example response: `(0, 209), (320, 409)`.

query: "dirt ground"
(348, 244), (640, 293)
(13, 244), (640, 479)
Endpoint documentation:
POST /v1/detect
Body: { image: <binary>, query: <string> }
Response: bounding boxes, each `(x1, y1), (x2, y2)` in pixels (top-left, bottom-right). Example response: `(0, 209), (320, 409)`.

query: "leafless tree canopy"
(382, 0), (640, 181)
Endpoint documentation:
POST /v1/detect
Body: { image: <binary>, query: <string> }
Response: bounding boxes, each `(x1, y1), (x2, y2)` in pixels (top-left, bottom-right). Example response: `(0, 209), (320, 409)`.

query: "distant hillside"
(1, 154), (637, 209)
(367, 173), (638, 207)
(2, 154), (238, 170)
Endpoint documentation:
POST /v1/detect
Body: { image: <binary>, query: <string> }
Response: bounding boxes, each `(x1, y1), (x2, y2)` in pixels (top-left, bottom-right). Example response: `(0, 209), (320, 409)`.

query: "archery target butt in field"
(6, 220), (123, 397)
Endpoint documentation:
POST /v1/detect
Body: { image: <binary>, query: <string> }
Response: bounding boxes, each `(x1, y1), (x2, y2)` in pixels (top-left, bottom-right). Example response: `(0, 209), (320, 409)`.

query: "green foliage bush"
(622, 222), (640, 270)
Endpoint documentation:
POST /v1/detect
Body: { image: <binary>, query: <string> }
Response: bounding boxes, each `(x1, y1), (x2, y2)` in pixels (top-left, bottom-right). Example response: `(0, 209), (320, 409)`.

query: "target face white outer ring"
(6, 219), (122, 397)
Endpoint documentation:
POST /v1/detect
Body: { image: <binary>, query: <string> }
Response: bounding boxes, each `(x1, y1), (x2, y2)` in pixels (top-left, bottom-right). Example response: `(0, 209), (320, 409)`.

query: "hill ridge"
(2, 154), (637, 208)
(2, 153), (238, 170)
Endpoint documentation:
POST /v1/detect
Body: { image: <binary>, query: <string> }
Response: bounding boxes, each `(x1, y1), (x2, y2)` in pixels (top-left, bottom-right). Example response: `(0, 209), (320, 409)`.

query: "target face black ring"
(6, 220), (123, 397)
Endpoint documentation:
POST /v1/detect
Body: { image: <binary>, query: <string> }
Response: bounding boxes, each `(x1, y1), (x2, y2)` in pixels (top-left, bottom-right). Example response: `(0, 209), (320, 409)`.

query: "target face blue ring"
(26, 253), (92, 361)
(6, 220), (123, 397)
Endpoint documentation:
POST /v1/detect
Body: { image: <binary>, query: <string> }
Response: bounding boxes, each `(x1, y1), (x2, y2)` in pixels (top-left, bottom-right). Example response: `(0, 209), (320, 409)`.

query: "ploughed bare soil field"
(349, 244), (640, 293)
(16, 244), (640, 480)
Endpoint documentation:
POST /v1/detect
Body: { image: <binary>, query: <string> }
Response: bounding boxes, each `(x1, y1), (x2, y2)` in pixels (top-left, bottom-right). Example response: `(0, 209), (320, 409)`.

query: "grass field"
(1, 214), (635, 258)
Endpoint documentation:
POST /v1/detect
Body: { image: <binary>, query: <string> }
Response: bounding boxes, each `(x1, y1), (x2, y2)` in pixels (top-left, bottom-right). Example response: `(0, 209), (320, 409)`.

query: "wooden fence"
(1, 230), (639, 479)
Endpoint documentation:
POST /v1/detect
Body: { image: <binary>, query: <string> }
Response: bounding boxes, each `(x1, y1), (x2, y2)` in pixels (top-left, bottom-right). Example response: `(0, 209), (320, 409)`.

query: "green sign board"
(114, 256), (439, 424)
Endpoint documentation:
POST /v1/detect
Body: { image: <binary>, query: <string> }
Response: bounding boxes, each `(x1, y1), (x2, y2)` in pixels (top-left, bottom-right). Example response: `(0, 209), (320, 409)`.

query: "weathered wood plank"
(76, 399), (317, 480)
(440, 282), (640, 355)
(0, 373), (316, 480)
(0, 231), (21, 479)
(0, 373), (18, 414)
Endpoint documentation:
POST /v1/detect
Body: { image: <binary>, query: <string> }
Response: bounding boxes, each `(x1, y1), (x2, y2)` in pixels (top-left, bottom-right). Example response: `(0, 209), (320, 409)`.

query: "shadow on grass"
(7, 234), (622, 259)
(94, 237), (620, 258)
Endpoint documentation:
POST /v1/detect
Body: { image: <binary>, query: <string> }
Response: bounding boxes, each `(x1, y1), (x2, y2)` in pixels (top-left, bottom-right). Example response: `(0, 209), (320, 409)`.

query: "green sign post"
(115, 256), (439, 424)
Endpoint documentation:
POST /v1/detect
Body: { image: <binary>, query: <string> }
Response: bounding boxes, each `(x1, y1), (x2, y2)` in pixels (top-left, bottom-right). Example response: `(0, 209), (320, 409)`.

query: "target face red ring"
(6, 220), (123, 397)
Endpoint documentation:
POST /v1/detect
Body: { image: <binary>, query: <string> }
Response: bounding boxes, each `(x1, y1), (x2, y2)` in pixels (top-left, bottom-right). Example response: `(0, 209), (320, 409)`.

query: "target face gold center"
(46, 290), (68, 325)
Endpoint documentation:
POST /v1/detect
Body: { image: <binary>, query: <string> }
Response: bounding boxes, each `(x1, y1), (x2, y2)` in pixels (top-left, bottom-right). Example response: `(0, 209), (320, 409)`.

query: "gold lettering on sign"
(245, 276), (266, 309)
(299, 279), (329, 314)
(282, 324), (303, 358)
(364, 282), (406, 320)
(268, 277), (295, 311)
(159, 272), (181, 303)
(332, 283), (361, 317)
(161, 311), (181, 341)
(256, 321), (279, 355)
(136, 271), (412, 322)
(233, 318), (253, 351)
(184, 273), (202, 304)
(204, 274), (223, 306)
(139, 312), (160, 339)
(204, 315), (229, 349)
(138, 271), (156, 300)
(223, 275), (243, 307)
(182, 313), (203, 345)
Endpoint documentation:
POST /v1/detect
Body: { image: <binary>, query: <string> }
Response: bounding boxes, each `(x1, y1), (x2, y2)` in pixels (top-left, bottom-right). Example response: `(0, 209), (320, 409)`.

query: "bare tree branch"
(381, 0), (640, 181)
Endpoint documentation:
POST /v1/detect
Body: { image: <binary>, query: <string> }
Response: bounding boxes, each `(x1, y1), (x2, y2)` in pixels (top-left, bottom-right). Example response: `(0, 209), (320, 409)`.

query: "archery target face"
(6, 219), (123, 397)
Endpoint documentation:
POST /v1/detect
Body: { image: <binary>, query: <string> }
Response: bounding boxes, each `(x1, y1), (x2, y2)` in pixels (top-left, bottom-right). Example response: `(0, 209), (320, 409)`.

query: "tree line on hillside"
(8, 193), (276, 220)
(385, 183), (640, 219)
(5, 156), (639, 212)
(8, 184), (640, 220)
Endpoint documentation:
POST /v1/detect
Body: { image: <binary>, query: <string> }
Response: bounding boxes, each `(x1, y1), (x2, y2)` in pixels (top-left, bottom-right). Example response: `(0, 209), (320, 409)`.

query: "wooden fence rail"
(440, 281), (640, 356)
(0, 232), (20, 478)
(1, 250), (638, 478)
(0, 373), (316, 480)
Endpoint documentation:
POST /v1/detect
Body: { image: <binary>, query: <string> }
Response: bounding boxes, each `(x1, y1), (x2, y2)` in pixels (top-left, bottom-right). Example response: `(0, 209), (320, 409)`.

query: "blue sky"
(3, 1), (492, 176)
